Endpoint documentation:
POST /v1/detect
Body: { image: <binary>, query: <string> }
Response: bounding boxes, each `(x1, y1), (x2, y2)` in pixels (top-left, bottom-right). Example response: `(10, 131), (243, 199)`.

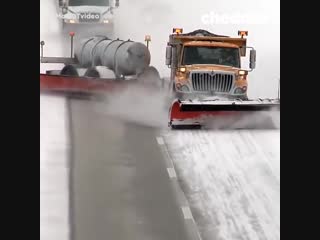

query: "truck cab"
(166, 29), (256, 100)
(57, 0), (120, 36)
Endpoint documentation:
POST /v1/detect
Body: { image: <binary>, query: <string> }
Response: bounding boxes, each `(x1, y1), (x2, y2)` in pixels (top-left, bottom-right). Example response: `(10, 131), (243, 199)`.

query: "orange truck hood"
(184, 64), (239, 73)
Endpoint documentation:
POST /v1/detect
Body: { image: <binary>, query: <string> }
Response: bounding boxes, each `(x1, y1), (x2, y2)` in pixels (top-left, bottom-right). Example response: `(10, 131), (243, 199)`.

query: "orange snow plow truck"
(166, 29), (280, 129)
(40, 29), (280, 129)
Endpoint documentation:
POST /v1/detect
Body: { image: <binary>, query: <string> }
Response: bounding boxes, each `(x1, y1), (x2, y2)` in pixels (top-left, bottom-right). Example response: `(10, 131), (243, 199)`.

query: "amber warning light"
(173, 28), (183, 34)
(238, 31), (248, 38)
(145, 35), (151, 42)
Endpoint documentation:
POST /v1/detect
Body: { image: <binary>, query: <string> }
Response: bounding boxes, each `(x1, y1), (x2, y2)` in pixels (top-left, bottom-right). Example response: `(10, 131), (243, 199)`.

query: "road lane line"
(181, 206), (193, 220)
(156, 137), (165, 145)
(167, 167), (177, 178)
(157, 134), (203, 240)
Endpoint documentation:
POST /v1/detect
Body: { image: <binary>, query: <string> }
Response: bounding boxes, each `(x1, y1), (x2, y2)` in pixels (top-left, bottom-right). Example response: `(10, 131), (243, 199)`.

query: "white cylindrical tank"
(75, 36), (151, 77)
(75, 36), (108, 68)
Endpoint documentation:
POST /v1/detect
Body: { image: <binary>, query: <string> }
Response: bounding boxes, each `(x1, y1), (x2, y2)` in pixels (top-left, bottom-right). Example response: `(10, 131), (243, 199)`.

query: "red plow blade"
(169, 99), (280, 129)
(40, 74), (135, 96)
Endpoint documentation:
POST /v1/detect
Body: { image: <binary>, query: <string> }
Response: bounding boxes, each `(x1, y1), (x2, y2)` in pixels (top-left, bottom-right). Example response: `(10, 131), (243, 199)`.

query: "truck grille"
(191, 72), (234, 93)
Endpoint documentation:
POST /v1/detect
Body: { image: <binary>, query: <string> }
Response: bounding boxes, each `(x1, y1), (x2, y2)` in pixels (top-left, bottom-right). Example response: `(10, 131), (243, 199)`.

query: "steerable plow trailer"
(40, 32), (162, 95)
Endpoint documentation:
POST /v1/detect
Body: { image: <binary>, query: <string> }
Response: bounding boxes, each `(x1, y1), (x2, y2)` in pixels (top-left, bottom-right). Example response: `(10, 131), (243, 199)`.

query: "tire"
(84, 67), (100, 78)
(60, 65), (79, 76)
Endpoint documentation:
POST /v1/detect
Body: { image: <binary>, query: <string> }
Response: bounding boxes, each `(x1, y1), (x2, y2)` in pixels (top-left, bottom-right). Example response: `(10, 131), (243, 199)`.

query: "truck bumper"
(62, 22), (114, 38)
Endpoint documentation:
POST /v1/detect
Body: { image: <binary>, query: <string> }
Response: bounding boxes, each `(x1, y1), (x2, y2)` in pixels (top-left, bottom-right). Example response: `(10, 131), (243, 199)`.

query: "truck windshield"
(69, 0), (110, 6)
(182, 46), (240, 68)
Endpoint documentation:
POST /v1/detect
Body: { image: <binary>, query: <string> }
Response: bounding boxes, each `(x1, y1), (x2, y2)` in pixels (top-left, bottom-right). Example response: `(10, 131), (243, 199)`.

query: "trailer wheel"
(60, 65), (79, 76)
(84, 68), (100, 78)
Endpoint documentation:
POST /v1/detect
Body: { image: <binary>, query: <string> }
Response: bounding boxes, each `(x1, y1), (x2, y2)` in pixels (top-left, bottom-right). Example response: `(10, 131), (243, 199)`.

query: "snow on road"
(162, 130), (280, 240)
(40, 95), (70, 240)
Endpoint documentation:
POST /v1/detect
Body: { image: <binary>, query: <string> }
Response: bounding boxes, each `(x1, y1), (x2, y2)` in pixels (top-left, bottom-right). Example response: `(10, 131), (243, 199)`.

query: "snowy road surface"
(68, 99), (196, 240)
(40, 93), (280, 240)
(162, 130), (280, 240)
(40, 95), (70, 240)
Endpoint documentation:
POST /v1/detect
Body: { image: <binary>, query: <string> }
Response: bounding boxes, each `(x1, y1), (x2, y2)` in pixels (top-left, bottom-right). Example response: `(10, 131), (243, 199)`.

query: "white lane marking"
(157, 136), (175, 168)
(156, 137), (165, 145)
(164, 147), (176, 169)
(167, 168), (177, 178)
(181, 206), (193, 220)
(158, 134), (202, 240)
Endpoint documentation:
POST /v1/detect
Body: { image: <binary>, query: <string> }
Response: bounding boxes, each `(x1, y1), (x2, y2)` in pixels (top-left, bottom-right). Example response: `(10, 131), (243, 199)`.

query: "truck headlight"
(103, 19), (110, 24)
(65, 19), (76, 24)
(238, 70), (246, 75)
(179, 67), (186, 73)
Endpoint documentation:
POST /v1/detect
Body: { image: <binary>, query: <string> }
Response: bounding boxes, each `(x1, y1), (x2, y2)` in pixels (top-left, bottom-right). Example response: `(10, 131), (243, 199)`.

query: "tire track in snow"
(162, 130), (280, 240)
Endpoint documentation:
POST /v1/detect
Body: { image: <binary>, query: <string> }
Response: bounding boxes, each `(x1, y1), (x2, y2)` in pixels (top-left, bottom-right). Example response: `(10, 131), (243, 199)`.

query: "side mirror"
(171, 47), (178, 68)
(115, 0), (120, 7)
(165, 46), (172, 66)
(62, 6), (68, 14)
(249, 49), (256, 70)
